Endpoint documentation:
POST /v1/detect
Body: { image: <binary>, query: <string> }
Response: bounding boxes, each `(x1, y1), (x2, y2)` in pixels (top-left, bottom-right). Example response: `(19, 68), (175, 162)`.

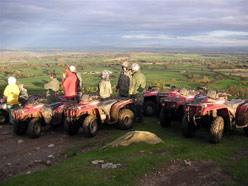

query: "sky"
(1, 0), (248, 48)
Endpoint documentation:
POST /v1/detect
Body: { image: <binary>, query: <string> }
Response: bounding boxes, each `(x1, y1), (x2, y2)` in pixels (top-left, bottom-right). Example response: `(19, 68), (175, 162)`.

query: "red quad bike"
(0, 95), (41, 125)
(143, 86), (160, 116)
(64, 96), (134, 137)
(12, 98), (75, 138)
(182, 90), (247, 144)
(159, 88), (196, 127)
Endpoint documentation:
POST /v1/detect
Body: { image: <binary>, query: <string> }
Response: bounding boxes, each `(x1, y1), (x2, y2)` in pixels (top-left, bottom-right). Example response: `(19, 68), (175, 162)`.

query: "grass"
(2, 118), (248, 186)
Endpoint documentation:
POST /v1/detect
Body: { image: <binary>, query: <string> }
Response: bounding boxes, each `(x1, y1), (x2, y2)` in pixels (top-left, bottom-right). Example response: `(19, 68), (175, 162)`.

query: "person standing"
(3, 77), (20, 124)
(62, 67), (78, 101)
(44, 72), (60, 104)
(129, 63), (146, 123)
(98, 70), (112, 100)
(116, 61), (132, 97)
(69, 65), (83, 102)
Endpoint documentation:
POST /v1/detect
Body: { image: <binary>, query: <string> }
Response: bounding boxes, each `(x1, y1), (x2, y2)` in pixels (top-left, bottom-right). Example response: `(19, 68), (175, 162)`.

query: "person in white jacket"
(98, 70), (112, 100)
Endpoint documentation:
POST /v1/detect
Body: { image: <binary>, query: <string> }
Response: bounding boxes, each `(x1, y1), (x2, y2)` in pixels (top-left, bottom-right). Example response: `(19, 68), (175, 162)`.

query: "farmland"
(1, 50), (248, 98)
(0, 50), (248, 185)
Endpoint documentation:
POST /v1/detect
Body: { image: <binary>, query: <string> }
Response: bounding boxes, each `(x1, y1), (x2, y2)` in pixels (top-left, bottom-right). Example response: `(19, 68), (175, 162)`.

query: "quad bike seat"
(224, 99), (246, 116)
(99, 99), (118, 116)
(41, 102), (64, 124)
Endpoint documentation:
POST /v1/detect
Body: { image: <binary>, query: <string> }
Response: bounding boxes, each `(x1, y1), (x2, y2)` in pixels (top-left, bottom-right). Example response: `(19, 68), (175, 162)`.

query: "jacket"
(3, 84), (20, 105)
(116, 71), (132, 97)
(99, 79), (112, 99)
(44, 78), (60, 92)
(129, 71), (146, 95)
(62, 72), (78, 98)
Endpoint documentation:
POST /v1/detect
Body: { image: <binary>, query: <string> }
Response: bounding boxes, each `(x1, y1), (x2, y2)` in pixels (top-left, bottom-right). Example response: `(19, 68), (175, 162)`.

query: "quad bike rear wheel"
(159, 108), (172, 127)
(13, 121), (28, 135)
(83, 115), (98, 137)
(182, 115), (196, 138)
(64, 119), (80, 136)
(118, 109), (134, 130)
(28, 118), (42, 138)
(209, 116), (224, 144)
(144, 101), (157, 116)
(0, 110), (8, 124)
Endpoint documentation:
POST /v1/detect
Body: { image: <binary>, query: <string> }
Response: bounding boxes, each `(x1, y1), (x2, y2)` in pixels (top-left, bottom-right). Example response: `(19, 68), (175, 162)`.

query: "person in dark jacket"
(116, 61), (132, 97)
(44, 73), (60, 104)
(129, 63), (146, 123)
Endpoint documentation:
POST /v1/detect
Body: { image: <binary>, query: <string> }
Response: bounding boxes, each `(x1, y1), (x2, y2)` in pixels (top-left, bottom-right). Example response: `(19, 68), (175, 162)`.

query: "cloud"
(1, 0), (248, 47)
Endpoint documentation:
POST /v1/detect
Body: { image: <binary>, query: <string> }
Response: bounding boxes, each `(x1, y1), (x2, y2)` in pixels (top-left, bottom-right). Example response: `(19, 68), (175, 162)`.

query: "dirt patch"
(0, 124), (110, 182)
(137, 159), (233, 186)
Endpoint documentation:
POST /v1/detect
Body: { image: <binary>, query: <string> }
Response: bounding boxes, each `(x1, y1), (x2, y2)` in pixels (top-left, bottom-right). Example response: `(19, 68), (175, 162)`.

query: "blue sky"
(1, 0), (248, 48)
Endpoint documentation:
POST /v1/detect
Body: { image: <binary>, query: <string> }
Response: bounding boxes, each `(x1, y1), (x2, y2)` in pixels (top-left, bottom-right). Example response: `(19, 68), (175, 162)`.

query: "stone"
(1, 131), (8, 135)
(48, 144), (55, 148)
(48, 154), (54, 158)
(91, 160), (104, 165)
(18, 139), (24, 144)
(7, 163), (11, 166)
(101, 131), (164, 149)
(26, 171), (31, 174)
(184, 160), (192, 166)
(46, 161), (51, 165)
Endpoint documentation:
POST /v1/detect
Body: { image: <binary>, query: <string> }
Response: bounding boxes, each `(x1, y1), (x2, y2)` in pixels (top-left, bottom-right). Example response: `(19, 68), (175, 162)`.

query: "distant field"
(0, 51), (248, 98)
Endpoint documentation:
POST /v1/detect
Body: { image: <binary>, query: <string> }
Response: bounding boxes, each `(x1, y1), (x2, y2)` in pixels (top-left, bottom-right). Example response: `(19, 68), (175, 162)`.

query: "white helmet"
(122, 61), (130, 68)
(69, 65), (76, 72)
(131, 63), (140, 72)
(8, 77), (16, 85)
(101, 70), (112, 79)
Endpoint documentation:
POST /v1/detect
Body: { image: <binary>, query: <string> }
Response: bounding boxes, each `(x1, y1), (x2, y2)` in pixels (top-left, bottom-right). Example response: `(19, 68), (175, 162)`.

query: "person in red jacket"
(62, 67), (78, 100)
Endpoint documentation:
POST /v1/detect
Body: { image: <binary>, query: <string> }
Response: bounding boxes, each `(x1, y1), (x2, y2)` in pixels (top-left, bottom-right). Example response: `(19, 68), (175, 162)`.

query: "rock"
(18, 139), (24, 144)
(35, 147), (40, 150)
(7, 163), (11, 166)
(48, 144), (55, 148)
(101, 162), (121, 169)
(184, 160), (192, 166)
(101, 131), (164, 149)
(91, 160), (104, 165)
(34, 160), (39, 163)
(0, 126), (3, 129)
(48, 154), (54, 158)
(26, 171), (31, 174)
(46, 161), (51, 165)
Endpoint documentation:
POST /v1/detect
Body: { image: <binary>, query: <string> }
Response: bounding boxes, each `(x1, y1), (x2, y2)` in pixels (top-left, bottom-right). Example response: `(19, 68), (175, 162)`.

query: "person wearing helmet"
(116, 61), (132, 97)
(98, 70), (113, 100)
(69, 65), (83, 101)
(18, 84), (29, 106)
(129, 63), (146, 123)
(62, 67), (78, 101)
(44, 72), (60, 104)
(3, 77), (21, 124)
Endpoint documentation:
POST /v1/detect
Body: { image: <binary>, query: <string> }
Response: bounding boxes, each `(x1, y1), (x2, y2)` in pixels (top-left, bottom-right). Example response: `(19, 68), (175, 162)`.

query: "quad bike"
(64, 96), (134, 137)
(12, 97), (75, 138)
(0, 95), (41, 125)
(159, 88), (196, 127)
(143, 86), (160, 116)
(144, 85), (180, 117)
(182, 90), (248, 144)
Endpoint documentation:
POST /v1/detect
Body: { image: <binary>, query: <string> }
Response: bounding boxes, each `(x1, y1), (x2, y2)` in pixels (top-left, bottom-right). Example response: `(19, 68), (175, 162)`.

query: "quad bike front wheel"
(13, 121), (28, 136)
(83, 115), (98, 137)
(159, 108), (172, 127)
(0, 110), (8, 124)
(64, 119), (80, 136)
(209, 116), (224, 144)
(182, 115), (196, 138)
(28, 118), (42, 138)
(144, 101), (157, 116)
(118, 109), (134, 130)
